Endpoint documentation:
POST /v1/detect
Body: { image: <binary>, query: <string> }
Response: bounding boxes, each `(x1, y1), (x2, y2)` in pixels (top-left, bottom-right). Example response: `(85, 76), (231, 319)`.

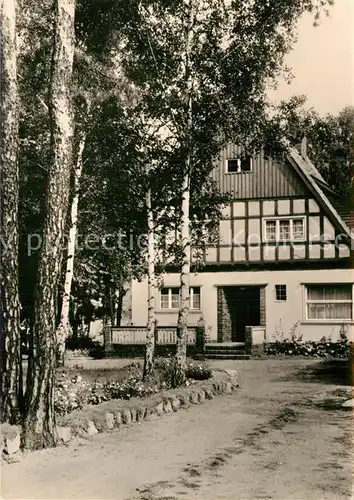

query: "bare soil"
(2, 358), (353, 500)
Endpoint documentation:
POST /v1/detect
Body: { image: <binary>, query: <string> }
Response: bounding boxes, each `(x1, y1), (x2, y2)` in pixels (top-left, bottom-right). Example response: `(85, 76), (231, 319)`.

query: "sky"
(269, 0), (354, 116)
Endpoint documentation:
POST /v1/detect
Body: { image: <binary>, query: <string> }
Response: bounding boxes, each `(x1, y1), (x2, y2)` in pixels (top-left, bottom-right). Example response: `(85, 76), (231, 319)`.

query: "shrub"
(265, 322), (350, 358)
(264, 340), (349, 358)
(154, 357), (212, 385)
(55, 372), (92, 415)
(66, 335), (101, 351)
(185, 362), (212, 380)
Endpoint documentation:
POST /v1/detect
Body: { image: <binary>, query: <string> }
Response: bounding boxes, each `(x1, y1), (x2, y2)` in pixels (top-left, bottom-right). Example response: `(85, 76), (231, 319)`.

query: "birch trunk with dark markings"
(56, 133), (86, 365)
(143, 174), (156, 379)
(0, 0), (22, 423)
(23, 0), (76, 449)
(173, 0), (194, 387)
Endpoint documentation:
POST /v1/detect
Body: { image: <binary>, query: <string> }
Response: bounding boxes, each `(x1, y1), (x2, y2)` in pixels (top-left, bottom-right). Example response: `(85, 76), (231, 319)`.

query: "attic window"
(226, 156), (252, 173)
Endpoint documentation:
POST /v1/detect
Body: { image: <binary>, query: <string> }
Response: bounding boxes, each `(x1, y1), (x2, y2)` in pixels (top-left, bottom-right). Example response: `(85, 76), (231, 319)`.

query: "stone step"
(205, 343), (245, 350)
(205, 354), (250, 360)
(205, 349), (246, 355)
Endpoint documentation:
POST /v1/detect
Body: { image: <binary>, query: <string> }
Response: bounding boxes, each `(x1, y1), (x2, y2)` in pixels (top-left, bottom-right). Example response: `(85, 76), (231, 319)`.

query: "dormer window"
(226, 156), (252, 173)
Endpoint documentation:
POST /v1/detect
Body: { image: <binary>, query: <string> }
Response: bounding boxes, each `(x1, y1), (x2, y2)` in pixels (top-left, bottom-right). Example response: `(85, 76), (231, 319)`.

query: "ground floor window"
(305, 284), (353, 320)
(275, 284), (287, 301)
(160, 287), (201, 310)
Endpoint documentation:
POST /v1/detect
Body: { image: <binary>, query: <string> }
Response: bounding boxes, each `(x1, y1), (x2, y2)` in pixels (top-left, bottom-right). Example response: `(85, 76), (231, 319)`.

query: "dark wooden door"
(225, 287), (260, 342)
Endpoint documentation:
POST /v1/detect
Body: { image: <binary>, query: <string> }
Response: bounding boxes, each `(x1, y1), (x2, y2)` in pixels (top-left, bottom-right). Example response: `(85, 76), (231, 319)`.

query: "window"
(265, 220), (276, 241)
(264, 217), (305, 242)
(160, 287), (201, 310)
(226, 156), (252, 173)
(293, 219), (305, 240)
(305, 285), (353, 320)
(190, 287), (201, 310)
(275, 284), (287, 301)
(279, 220), (291, 241)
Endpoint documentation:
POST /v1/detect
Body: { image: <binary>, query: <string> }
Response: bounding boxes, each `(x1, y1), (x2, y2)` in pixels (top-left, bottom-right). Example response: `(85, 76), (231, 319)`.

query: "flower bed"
(58, 368), (239, 441)
(264, 340), (350, 358)
(54, 360), (212, 416)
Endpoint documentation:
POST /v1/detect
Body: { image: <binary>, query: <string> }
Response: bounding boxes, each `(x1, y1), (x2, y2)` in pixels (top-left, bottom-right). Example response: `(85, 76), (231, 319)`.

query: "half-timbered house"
(107, 143), (353, 357)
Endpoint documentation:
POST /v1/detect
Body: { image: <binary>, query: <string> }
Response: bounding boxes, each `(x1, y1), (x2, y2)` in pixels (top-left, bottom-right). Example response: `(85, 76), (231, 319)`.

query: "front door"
(224, 286), (261, 342)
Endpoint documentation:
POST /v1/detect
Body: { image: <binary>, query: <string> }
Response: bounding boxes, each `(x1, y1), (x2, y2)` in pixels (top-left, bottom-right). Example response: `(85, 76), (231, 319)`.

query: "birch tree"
(56, 129), (86, 364)
(0, 0), (22, 423)
(143, 161), (156, 378)
(23, 0), (76, 449)
(173, 0), (194, 386)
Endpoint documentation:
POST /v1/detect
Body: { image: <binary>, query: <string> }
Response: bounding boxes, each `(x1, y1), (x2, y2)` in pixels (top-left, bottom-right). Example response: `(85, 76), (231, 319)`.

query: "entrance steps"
(204, 343), (250, 360)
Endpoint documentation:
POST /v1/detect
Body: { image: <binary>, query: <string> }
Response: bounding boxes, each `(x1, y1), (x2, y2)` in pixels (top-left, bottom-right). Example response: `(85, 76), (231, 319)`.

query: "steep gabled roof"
(287, 148), (353, 241)
(299, 154), (326, 184)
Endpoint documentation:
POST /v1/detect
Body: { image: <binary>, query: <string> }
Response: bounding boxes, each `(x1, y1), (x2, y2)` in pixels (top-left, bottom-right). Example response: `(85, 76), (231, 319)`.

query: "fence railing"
(111, 327), (146, 344)
(156, 328), (196, 345)
(107, 326), (197, 346)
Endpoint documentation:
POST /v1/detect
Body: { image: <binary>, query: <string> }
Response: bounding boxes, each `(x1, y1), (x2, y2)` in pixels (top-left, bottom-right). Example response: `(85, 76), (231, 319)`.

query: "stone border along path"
(1, 369), (239, 456)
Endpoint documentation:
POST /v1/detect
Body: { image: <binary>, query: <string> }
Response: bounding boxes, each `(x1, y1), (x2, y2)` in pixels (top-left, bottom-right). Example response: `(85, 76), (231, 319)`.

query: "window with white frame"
(160, 287), (201, 310)
(226, 156), (252, 173)
(264, 217), (305, 242)
(305, 284), (353, 320)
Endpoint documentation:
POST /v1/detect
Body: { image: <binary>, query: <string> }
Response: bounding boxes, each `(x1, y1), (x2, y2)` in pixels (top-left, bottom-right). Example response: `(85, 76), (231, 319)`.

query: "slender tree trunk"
(0, 0), (22, 423)
(56, 133), (86, 365)
(23, 0), (76, 449)
(174, 174), (191, 387)
(116, 287), (124, 326)
(143, 179), (156, 380)
(173, 0), (194, 387)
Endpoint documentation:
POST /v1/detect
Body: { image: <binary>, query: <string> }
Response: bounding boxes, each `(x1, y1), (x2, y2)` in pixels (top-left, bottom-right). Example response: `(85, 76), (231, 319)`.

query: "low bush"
(265, 322), (350, 358)
(155, 357), (212, 384)
(66, 335), (101, 352)
(264, 340), (349, 358)
(185, 363), (212, 380)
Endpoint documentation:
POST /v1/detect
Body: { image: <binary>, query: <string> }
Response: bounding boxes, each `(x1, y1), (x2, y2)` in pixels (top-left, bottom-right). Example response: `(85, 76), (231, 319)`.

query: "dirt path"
(2, 359), (353, 500)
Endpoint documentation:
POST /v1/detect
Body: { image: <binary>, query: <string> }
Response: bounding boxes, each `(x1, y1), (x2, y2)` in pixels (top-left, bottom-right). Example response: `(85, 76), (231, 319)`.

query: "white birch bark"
(143, 173), (156, 379)
(56, 133), (86, 363)
(173, 0), (195, 387)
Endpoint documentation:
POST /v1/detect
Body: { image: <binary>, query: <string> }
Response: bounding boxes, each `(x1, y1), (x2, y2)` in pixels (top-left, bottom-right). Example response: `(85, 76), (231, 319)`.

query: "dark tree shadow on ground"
(277, 359), (353, 386)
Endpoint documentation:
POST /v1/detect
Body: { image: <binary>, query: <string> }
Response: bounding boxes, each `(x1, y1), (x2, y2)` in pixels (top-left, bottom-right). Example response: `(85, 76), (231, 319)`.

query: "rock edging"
(1, 369), (239, 456)
(58, 369), (239, 443)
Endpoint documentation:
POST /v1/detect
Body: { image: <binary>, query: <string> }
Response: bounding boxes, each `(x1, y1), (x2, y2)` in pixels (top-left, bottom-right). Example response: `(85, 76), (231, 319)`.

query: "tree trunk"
(173, 0), (194, 388)
(23, 0), (76, 449)
(174, 173), (191, 387)
(143, 180), (156, 380)
(56, 133), (86, 365)
(0, 0), (22, 423)
(116, 287), (124, 326)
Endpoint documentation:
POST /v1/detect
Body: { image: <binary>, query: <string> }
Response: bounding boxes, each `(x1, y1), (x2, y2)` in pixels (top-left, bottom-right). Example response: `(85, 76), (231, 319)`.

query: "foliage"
(65, 335), (101, 352)
(265, 322), (349, 358)
(185, 362), (212, 380)
(155, 357), (212, 384)
(54, 359), (211, 416)
(273, 97), (354, 196)
(264, 340), (349, 358)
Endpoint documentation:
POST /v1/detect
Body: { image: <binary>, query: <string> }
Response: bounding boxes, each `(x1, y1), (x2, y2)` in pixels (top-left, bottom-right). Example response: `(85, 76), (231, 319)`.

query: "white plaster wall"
(132, 268), (354, 343)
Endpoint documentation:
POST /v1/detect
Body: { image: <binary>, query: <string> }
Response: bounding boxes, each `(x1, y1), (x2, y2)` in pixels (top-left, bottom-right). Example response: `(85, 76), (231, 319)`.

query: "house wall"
(132, 268), (354, 343)
(200, 197), (351, 264)
(211, 145), (309, 198)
